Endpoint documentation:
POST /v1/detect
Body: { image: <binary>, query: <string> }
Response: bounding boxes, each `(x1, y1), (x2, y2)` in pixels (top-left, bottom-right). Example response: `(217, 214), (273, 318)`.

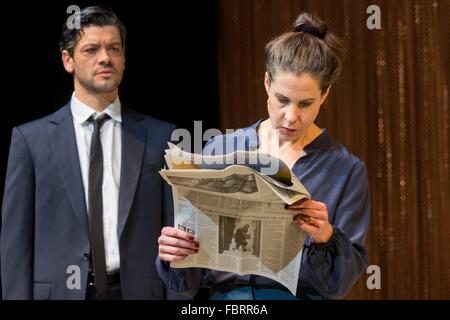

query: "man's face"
(62, 25), (125, 94)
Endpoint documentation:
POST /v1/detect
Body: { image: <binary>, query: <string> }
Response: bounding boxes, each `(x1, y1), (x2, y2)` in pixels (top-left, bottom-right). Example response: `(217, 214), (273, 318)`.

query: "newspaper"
(159, 144), (311, 295)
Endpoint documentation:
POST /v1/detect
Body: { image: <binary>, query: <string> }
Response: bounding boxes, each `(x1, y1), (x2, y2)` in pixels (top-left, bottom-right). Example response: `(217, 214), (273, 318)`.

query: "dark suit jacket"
(1, 104), (179, 299)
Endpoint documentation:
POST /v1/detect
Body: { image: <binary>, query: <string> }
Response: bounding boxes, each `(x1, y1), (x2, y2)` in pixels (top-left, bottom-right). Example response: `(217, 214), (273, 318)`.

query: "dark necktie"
(88, 114), (110, 296)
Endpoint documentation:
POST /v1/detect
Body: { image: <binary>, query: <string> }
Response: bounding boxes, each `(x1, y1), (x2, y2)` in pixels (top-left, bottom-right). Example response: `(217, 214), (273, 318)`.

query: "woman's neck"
(281, 123), (322, 150)
(257, 120), (322, 168)
(257, 119), (322, 151)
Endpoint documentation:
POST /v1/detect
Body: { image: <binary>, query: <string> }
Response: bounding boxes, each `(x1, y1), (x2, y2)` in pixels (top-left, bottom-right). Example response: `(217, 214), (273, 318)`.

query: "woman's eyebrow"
(274, 93), (289, 99)
(299, 98), (315, 103)
(274, 93), (315, 103)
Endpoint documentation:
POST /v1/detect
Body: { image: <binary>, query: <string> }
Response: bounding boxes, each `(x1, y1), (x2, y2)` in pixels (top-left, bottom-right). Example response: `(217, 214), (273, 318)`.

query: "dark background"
(0, 0), (219, 195)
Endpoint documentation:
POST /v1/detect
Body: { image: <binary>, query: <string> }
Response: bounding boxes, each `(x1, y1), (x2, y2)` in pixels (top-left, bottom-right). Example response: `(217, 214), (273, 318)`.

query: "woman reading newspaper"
(156, 12), (370, 300)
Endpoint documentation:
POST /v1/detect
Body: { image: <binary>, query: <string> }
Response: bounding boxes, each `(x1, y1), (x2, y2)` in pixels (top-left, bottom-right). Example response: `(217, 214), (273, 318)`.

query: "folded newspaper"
(159, 143), (311, 295)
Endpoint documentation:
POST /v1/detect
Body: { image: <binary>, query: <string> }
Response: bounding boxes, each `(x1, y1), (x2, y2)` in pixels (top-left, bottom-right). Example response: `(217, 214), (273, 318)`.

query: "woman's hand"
(158, 226), (199, 262)
(286, 199), (333, 244)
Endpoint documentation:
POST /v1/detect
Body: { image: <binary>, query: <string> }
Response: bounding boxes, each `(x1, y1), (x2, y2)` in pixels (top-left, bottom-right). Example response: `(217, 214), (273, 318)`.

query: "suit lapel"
(118, 107), (147, 238)
(49, 105), (89, 236)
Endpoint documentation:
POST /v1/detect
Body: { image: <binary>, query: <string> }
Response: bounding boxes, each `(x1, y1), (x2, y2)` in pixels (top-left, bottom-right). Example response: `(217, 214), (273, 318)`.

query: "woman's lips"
(279, 127), (297, 136)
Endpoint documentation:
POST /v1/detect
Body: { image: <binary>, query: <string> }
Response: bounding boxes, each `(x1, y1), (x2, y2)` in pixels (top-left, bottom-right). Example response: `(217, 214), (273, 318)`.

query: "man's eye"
(110, 47), (121, 53)
(299, 102), (312, 108)
(277, 98), (289, 104)
(85, 48), (97, 53)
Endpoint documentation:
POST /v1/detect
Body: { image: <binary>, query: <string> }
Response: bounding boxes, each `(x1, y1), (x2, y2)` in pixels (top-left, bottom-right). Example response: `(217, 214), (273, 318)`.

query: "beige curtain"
(217, 0), (450, 299)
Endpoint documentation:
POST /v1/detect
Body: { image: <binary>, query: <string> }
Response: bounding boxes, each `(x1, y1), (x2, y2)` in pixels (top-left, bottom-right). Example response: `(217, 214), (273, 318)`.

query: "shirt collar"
(70, 92), (122, 124)
(303, 128), (333, 153)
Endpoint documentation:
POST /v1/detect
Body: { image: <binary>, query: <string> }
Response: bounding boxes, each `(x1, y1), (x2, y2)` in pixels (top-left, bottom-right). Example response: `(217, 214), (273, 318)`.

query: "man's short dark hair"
(59, 5), (126, 56)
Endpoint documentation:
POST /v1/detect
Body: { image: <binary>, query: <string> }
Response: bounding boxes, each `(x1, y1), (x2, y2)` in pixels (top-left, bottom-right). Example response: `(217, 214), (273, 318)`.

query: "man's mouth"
(96, 68), (115, 75)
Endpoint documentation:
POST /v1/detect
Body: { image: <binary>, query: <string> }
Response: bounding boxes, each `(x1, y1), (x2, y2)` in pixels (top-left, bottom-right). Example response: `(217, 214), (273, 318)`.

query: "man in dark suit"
(1, 5), (177, 300)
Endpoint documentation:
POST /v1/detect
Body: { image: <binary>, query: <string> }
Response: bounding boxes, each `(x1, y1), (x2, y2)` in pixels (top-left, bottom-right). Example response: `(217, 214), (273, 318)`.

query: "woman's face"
(264, 71), (330, 144)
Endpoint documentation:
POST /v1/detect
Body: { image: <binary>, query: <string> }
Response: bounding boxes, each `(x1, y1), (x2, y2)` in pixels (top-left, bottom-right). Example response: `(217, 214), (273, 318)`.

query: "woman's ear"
(264, 72), (270, 95)
(320, 85), (331, 105)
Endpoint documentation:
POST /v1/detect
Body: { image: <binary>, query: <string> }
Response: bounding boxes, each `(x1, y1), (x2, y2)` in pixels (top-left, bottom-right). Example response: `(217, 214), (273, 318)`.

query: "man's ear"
(61, 50), (74, 74)
(320, 85), (331, 105)
(264, 72), (270, 95)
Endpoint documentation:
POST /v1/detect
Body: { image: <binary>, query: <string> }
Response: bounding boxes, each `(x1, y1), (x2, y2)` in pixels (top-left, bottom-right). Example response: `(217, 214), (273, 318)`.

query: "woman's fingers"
(294, 214), (322, 228)
(158, 233), (199, 250)
(289, 208), (325, 220)
(159, 244), (198, 256)
(158, 226), (200, 262)
(287, 199), (326, 211)
(159, 253), (188, 263)
(161, 226), (195, 241)
(286, 200), (328, 224)
(296, 220), (319, 235)
(294, 215), (333, 244)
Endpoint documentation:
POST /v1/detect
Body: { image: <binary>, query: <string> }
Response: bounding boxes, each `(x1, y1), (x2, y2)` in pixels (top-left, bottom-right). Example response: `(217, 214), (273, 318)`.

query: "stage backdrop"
(216, 0), (450, 299)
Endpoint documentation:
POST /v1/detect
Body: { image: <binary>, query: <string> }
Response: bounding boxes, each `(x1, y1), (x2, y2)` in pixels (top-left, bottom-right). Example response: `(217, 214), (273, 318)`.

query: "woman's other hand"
(287, 199), (333, 244)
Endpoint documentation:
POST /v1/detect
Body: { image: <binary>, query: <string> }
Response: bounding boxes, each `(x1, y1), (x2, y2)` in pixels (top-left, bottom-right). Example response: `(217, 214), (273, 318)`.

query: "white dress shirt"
(70, 93), (121, 272)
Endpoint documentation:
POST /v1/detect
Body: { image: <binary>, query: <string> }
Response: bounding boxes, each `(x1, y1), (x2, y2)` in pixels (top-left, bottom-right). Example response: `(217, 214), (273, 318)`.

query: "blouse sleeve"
(156, 257), (204, 298)
(304, 160), (371, 299)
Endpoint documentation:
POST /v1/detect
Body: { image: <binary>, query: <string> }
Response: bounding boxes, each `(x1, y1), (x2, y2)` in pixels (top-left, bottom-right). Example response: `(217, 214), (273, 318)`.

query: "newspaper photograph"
(159, 145), (311, 295)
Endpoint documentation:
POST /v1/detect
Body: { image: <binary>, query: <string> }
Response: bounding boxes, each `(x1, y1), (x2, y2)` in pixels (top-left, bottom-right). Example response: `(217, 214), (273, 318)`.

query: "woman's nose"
(284, 104), (299, 124)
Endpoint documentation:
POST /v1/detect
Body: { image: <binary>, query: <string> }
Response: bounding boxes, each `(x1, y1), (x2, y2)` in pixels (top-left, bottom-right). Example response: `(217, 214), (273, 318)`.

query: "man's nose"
(98, 47), (112, 64)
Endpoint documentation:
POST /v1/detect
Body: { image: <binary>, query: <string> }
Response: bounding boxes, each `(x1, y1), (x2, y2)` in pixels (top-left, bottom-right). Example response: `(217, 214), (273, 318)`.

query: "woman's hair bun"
(292, 13), (328, 38)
